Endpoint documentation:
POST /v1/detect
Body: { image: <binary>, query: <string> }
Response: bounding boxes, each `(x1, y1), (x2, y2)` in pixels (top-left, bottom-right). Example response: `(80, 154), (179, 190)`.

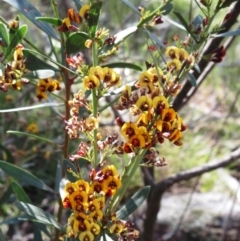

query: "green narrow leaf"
(3, 0), (59, 40)
(11, 180), (31, 203)
(5, 25), (28, 60)
(173, 11), (198, 43)
(120, 0), (141, 15)
(36, 17), (62, 27)
(102, 62), (142, 71)
(15, 201), (64, 231)
(0, 23), (9, 47)
(66, 32), (89, 54)
(117, 186), (151, 220)
(187, 72), (197, 87)
(213, 29), (240, 38)
(23, 69), (55, 79)
(23, 49), (57, 71)
(0, 160), (54, 192)
(63, 159), (78, 182)
(88, 2), (102, 37)
(100, 232), (114, 241)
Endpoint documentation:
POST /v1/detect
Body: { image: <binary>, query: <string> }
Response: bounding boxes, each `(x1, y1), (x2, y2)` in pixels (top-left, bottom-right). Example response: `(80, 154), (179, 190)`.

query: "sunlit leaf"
(23, 69), (55, 79)
(36, 17), (62, 27)
(117, 186), (150, 220)
(114, 26), (138, 45)
(23, 49), (57, 71)
(5, 25), (28, 60)
(89, 2), (102, 38)
(213, 29), (240, 38)
(66, 32), (89, 54)
(3, 0), (59, 40)
(0, 160), (54, 192)
(161, 2), (173, 15)
(144, 29), (166, 49)
(15, 201), (64, 231)
(102, 62), (142, 71)
(0, 23), (9, 47)
(120, 0), (141, 15)
(11, 180), (31, 203)
(187, 72), (197, 87)
(0, 103), (64, 113)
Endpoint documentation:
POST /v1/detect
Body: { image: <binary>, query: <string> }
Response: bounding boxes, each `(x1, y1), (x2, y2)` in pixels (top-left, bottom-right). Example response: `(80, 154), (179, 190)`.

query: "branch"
(156, 147), (240, 193)
(142, 147), (240, 241)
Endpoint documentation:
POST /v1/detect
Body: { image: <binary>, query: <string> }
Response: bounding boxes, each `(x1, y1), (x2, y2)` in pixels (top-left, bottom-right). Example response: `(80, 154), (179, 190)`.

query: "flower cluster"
(36, 78), (61, 101)
(116, 70), (187, 153)
(63, 165), (138, 241)
(0, 45), (28, 92)
(66, 66), (120, 139)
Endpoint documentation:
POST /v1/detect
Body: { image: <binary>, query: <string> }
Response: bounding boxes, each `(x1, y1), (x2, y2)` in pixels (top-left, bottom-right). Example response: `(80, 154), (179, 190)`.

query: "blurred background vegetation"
(1, 0), (240, 241)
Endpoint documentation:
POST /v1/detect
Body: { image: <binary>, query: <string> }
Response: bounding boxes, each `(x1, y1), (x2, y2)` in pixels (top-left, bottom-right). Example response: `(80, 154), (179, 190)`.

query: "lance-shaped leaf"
(187, 72), (197, 87)
(117, 186), (150, 220)
(35, 17), (62, 27)
(114, 26), (138, 45)
(3, 0), (59, 40)
(23, 49), (57, 71)
(5, 25), (28, 60)
(66, 32), (89, 54)
(15, 201), (64, 231)
(11, 180), (31, 203)
(0, 23), (9, 47)
(161, 2), (173, 15)
(89, 2), (102, 38)
(102, 62), (142, 71)
(0, 161), (54, 192)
